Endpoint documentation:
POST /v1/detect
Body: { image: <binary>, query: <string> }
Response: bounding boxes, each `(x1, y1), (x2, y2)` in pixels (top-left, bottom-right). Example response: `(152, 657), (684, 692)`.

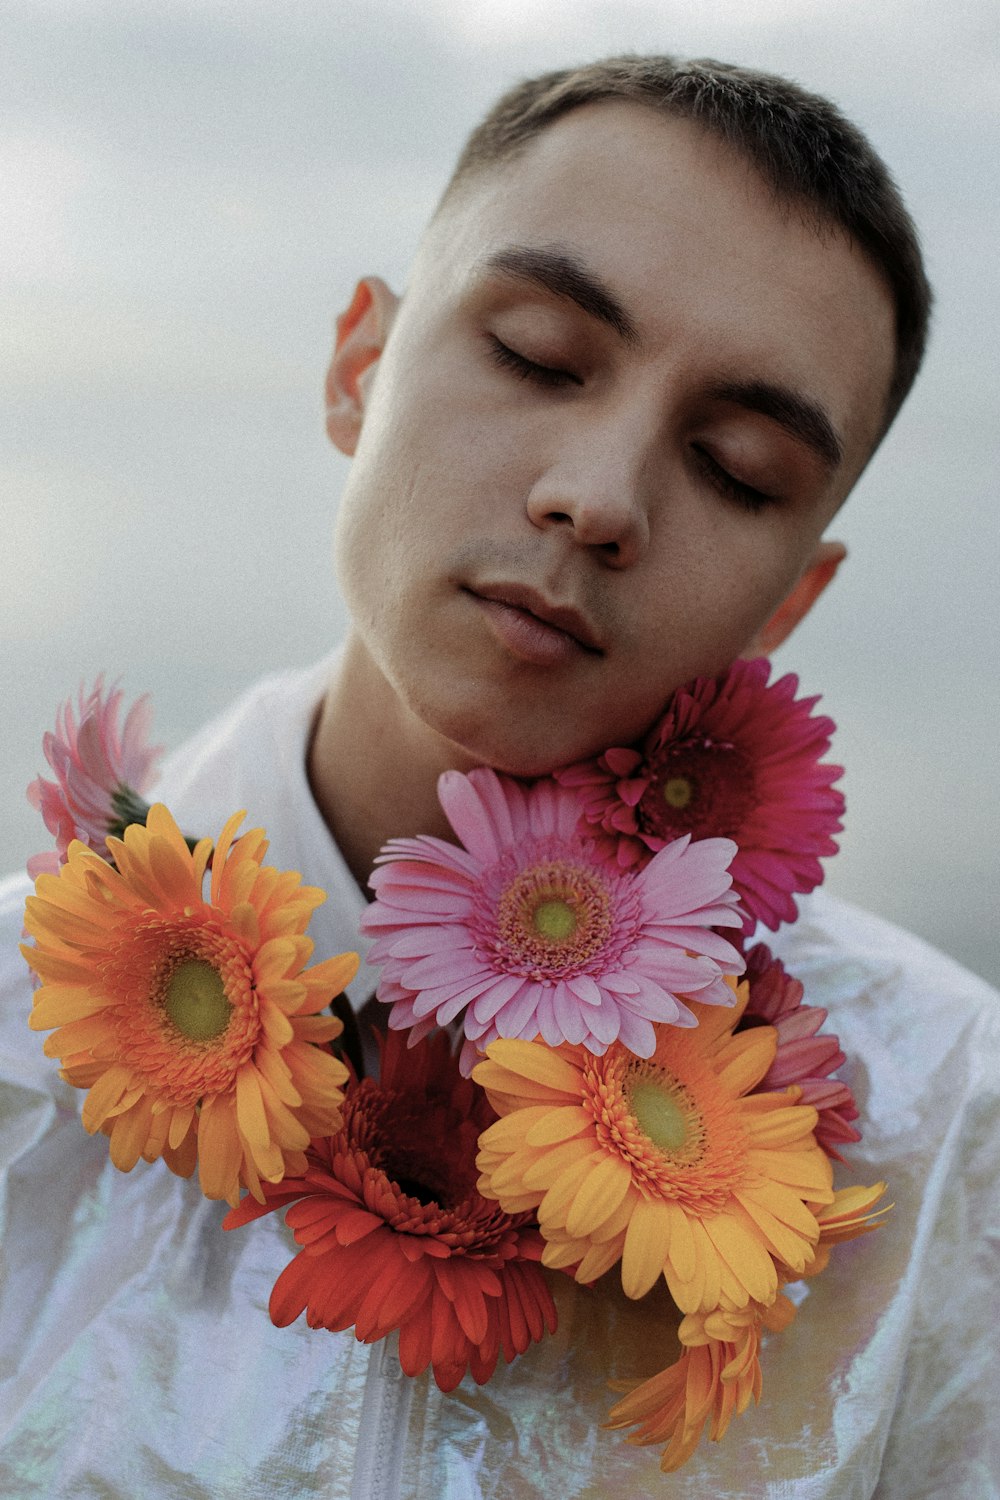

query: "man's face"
(332, 103), (895, 775)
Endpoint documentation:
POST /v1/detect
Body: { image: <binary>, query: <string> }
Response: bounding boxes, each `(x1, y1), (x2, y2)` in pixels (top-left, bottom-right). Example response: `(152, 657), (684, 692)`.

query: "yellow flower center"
(164, 959), (233, 1042)
(662, 776), (693, 810)
(533, 899), (577, 941)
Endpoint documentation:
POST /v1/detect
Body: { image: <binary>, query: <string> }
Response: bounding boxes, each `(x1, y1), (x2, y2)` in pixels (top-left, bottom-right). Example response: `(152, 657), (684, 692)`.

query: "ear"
(743, 539), (846, 657)
(325, 276), (399, 455)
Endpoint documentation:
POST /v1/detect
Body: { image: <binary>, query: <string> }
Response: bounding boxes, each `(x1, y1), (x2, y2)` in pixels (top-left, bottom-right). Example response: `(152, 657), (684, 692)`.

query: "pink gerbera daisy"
(362, 768), (744, 1072)
(739, 943), (861, 1160)
(556, 658), (845, 931)
(27, 679), (161, 878)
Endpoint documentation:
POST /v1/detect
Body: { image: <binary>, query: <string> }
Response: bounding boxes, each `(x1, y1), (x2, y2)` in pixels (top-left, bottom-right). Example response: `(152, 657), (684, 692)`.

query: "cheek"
(631, 535), (801, 687)
(333, 376), (428, 560)
(333, 459), (412, 627)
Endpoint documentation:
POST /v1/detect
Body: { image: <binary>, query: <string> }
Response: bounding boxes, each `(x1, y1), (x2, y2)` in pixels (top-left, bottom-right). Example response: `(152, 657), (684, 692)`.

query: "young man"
(0, 56), (996, 1499)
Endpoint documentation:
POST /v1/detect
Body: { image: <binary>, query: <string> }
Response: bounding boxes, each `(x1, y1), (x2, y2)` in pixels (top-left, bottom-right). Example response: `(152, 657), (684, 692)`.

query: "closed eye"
(692, 445), (775, 514)
(486, 334), (581, 389)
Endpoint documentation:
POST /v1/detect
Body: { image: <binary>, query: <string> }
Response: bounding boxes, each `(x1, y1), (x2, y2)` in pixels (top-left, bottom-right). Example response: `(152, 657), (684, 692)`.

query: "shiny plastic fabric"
(2, 661), (998, 1499)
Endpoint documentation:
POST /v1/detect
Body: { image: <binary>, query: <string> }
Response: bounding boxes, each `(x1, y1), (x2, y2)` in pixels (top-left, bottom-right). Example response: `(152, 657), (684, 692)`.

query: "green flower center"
(628, 1078), (689, 1151)
(495, 858), (613, 976)
(163, 959), (233, 1042)
(623, 1063), (707, 1165)
(533, 898), (577, 941)
(662, 776), (693, 810)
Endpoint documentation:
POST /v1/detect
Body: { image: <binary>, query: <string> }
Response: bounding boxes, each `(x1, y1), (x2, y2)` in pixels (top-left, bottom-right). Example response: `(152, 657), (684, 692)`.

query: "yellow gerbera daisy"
(801, 1180), (891, 1277)
(22, 803), (357, 1206)
(474, 981), (835, 1313)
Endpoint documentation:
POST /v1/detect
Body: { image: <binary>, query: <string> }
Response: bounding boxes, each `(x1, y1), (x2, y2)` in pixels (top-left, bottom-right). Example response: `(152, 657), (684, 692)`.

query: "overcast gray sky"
(2, 0), (997, 982)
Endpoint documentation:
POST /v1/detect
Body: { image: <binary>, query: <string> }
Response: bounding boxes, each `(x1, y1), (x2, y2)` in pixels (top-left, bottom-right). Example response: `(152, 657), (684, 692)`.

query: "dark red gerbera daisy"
(739, 942), (861, 1160)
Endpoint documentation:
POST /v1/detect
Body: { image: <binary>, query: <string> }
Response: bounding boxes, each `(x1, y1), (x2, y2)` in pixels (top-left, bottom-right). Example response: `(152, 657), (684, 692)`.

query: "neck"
(308, 632), (477, 891)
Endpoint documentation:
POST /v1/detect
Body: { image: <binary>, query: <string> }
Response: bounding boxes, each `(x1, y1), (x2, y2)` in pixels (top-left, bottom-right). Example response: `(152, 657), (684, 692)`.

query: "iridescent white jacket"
(1, 661), (997, 1500)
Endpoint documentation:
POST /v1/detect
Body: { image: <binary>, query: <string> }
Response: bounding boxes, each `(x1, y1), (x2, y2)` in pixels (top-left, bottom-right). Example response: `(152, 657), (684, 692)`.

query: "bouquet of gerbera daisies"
(20, 660), (887, 1474)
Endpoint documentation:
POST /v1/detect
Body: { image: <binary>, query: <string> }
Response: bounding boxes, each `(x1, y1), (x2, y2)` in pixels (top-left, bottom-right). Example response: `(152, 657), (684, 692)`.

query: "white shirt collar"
(152, 653), (381, 1013)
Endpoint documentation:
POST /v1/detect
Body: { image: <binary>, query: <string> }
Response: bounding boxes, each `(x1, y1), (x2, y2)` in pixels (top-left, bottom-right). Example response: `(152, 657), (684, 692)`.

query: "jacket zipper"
(349, 1333), (414, 1500)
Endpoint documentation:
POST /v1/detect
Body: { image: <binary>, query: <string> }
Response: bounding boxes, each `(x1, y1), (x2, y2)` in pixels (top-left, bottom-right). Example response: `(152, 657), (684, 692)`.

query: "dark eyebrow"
(481, 245), (640, 347)
(708, 378), (844, 472)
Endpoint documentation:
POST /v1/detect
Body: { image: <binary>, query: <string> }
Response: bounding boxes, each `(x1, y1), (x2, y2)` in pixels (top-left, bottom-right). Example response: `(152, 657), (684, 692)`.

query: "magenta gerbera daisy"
(27, 678), (161, 878)
(739, 942), (860, 1160)
(362, 768), (744, 1072)
(556, 658), (845, 930)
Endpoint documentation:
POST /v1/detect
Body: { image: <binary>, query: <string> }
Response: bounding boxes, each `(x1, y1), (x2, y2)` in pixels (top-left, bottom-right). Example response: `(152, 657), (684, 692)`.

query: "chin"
(471, 740), (576, 779)
(416, 687), (626, 779)
(394, 634), (671, 775)
(432, 712), (567, 777)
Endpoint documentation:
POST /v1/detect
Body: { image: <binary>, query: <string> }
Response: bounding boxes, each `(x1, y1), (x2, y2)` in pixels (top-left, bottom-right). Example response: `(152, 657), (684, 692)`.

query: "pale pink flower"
(739, 941), (861, 1160)
(362, 768), (745, 1073)
(26, 679), (161, 877)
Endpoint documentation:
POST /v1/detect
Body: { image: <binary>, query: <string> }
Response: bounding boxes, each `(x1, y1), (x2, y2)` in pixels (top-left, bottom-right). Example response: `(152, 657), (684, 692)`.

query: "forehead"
(422, 102), (896, 472)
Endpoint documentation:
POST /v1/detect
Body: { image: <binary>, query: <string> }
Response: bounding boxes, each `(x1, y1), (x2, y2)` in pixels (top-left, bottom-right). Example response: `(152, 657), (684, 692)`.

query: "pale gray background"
(2, 0), (997, 982)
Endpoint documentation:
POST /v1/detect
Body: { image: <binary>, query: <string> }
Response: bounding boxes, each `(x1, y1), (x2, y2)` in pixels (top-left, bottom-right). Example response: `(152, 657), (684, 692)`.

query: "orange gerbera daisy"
(475, 982), (835, 1313)
(22, 803), (357, 1205)
(605, 1304), (768, 1472)
(605, 1181), (889, 1472)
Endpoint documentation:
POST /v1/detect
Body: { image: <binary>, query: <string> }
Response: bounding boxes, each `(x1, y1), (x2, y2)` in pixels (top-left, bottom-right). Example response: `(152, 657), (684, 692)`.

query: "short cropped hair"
(444, 55), (931, 435)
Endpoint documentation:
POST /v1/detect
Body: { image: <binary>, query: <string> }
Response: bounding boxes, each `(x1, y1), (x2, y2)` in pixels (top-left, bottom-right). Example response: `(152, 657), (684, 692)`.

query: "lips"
(469, 582), (602, 654)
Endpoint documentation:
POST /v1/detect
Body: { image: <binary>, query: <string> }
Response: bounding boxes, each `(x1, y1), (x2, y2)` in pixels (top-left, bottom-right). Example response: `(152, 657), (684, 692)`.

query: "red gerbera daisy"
(556, 658), (845, 930)
(224, 1029), (557, 1391)
(739, 943), (861, 1160)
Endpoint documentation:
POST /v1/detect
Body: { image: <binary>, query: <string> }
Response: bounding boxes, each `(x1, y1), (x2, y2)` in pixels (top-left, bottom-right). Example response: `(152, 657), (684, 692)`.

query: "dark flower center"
(376, 1093), (481, 1210)
(391, 1173), (446, 1208)
(637, 738), (755, 841)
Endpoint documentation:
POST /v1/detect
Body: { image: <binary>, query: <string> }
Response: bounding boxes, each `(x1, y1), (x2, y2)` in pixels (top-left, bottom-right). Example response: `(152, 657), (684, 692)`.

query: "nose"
(524, 429), (650, 569)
